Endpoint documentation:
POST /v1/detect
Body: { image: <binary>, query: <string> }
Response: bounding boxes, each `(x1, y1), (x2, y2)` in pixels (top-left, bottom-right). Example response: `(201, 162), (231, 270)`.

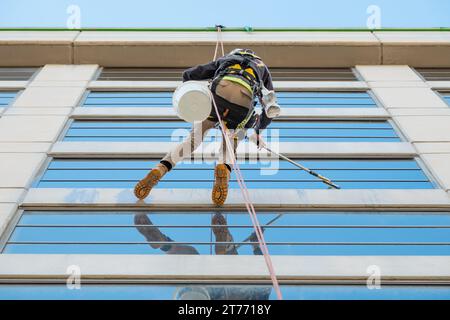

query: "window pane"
(36, 158), (434, 189)
(64, 120), (400, 142)
(0, 91), (18, 107)
(440, 92), (450, 106)
(83, 91), (378, 108)
(0, 284), (449, 300)
(4, 211), (449, 255)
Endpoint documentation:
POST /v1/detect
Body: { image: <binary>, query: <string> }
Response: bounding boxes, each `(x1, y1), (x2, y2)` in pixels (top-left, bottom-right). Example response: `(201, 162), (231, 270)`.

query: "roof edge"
(0, 27), (449, 32)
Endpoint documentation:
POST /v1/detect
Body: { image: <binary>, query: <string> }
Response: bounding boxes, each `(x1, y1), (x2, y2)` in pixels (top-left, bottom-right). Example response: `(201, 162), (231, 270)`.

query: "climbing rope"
(210, 25), (283, 300)
(213, 24), (225, 60)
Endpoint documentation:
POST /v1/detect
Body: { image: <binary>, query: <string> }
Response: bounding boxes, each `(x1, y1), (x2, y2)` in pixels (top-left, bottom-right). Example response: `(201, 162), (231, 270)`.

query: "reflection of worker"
(134, 212), (272, 300)
(134, 49), (280, 206)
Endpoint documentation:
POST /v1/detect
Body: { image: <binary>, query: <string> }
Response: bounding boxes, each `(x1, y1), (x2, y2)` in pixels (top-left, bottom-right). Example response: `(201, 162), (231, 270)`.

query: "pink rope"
(213, 26), (225, 61)
(210, 25), (282, 300)
(210, 94), (283, 300)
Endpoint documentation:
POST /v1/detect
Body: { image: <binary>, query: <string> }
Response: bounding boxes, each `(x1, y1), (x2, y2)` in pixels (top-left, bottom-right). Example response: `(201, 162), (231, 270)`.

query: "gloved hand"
(248, 132), (266, 149)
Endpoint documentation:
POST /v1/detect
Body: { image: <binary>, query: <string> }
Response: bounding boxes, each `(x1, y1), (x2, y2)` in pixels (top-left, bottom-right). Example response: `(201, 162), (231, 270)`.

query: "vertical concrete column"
(356, 65), (450, 193)
(0, 64), (98, 236)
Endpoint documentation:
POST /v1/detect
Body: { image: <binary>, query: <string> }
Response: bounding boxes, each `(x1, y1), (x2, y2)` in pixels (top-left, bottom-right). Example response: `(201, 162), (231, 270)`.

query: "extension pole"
(261, 146), (341, 189)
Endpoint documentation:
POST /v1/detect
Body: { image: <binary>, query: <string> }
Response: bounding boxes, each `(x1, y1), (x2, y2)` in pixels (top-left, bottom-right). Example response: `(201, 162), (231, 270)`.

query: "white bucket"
(173, 81), (212, 122)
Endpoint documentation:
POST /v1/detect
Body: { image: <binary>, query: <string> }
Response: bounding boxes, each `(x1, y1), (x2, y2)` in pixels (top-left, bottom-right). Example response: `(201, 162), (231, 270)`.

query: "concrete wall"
(356, 65), (450, 193)
(1, 31), (450, 67)
(0, 63), (450, 284)
(0, 64), (98, 238)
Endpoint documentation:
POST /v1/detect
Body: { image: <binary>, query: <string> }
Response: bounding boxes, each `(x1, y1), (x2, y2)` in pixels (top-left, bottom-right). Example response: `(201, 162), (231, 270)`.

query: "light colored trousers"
(162, 79), (253, 168)
(161, 119), (247, 168)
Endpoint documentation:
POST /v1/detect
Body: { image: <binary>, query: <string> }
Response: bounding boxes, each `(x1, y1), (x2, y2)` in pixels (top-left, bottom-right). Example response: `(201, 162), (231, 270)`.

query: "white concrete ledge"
(71, 107), (390, 120)
(0, 142), (51, 153)
(0, 81), (28, 89)
(389, 108), (450, 117)
(75, 31), (379, 44)
(0, 189), (25, 203)
(49, 141), (415, 158)
(427, 81), (450, 89)
(415, 142), (450, 154)
(0, 254), (449, 281)
(1, 31), (450, 67)
(0, 107), (4, 116)
(74, 31), (381, 67)
(21, 188), (450, 209)
(5, 107), (73, 116)
(88, 80), (369, 90)
(0, 203), (18, 239)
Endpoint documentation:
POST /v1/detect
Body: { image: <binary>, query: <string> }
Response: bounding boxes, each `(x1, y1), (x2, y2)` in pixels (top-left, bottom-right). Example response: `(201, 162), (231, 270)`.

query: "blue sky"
(0, 0), (449, 28)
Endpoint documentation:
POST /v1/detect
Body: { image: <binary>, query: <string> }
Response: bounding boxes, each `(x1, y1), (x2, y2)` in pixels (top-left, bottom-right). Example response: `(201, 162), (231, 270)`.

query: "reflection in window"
(4, 211), (450, 255)
(35, 158), (434, 189)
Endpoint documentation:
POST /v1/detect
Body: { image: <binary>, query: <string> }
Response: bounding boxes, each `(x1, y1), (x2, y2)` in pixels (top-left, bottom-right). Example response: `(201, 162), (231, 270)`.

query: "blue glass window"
(64, 119), (400, 142)
(0, 91), (18, 107)
(441, 92), (450, 106)
(35, 158), (434, 189)
(0, 284), (449, 300)
(3, 211), (450, 255)
(83, 91), (378, 108)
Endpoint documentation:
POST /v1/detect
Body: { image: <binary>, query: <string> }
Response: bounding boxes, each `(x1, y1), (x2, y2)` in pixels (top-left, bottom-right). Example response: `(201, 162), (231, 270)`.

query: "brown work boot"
(212, 164), (230, 206)
(134, 163), (169, 200)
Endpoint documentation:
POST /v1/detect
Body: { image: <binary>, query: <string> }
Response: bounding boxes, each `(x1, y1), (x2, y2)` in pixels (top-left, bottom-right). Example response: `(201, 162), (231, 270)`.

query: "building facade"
(0, 30), (450, 299)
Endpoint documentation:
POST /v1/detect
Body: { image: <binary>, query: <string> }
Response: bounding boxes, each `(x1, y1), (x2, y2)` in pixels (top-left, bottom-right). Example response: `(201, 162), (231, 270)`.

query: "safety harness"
(210, 52), (264, 131)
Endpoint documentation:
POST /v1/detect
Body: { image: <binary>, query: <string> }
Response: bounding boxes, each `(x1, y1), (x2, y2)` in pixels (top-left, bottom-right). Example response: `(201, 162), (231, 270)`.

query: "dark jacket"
(182, 55), (275, 130)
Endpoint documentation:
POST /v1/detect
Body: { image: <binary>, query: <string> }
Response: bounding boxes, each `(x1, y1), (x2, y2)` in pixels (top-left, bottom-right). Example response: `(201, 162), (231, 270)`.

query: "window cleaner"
(135, 25), (283, 300)
(134, 48), (280, 206)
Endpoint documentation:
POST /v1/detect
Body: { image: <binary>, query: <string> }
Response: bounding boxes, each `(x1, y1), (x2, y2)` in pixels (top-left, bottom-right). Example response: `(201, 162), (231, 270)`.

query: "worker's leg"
(211, 212), (238, 255)
(134, 120), (216, 199)
(134, 213), (199, 255)
(212, 129), (247, 206)
(161, 119), (216, 168)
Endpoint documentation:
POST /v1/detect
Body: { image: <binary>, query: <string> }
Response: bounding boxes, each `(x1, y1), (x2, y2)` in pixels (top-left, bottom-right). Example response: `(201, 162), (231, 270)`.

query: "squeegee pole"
(262, 146), (341, 189)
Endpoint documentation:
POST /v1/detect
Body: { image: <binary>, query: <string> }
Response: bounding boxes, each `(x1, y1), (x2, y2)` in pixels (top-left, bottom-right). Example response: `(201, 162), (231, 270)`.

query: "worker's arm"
(182, 61), (219, 81)
(255, 110), (273, 132)
(261, 65), (274, 91)
(255, 65), (278, 131)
